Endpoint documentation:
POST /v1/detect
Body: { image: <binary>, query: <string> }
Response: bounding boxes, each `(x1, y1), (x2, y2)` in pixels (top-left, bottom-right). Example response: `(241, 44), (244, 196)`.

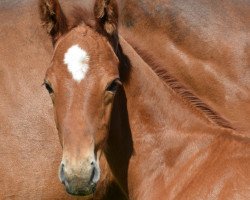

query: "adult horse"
(0, 0), (125, 199)
(40, 0), (250, 199)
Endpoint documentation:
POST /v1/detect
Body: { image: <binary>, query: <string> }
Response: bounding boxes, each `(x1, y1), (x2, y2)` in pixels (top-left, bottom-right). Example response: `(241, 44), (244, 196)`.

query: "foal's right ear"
(39, 0), (68, 45)
(94, 0), (118, 36)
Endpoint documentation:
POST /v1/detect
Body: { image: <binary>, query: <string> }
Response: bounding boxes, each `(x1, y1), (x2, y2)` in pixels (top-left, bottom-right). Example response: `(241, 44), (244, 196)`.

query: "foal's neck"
(119, 37), (217, 134)
(106, 37), (234, 196)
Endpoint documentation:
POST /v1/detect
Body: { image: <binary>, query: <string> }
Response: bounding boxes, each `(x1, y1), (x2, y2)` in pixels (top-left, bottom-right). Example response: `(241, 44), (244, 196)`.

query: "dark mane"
(131, 46), (234, 130)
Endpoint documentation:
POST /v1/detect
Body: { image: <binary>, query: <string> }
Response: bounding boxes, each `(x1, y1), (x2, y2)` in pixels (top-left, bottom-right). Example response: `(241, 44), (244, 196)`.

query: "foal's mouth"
(63, 179), (97, 197)
(65, 185), (96, 197)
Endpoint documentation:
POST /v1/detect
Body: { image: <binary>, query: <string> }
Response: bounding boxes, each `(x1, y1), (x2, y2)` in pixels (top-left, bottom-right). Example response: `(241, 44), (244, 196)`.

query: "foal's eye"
(106, 79), (121, 93)
(44, 82), (54, 94)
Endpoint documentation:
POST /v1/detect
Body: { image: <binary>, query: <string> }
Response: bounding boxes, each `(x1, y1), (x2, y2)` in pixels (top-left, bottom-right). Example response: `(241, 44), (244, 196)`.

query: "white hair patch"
(64, 45), (89, 82)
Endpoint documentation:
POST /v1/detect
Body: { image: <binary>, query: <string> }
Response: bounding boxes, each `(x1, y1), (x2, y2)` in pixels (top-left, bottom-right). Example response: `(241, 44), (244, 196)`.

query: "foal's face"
(44, 27), (119, 195)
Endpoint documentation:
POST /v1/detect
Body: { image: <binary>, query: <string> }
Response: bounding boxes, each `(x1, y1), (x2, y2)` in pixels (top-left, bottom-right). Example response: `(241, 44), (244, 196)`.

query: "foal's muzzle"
(59, 161), (99, 196)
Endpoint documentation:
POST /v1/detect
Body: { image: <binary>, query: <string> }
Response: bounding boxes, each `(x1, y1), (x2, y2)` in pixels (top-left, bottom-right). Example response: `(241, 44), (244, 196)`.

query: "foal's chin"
(65, 186), (95, 197)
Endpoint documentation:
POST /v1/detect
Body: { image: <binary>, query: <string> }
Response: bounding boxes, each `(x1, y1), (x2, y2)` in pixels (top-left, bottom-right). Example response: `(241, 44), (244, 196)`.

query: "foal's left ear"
(94, 0), (118, 36)
(39, 0), (68, 44)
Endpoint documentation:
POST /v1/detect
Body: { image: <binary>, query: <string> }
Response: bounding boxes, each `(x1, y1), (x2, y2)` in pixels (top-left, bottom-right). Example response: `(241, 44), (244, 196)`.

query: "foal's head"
(40, 0), (120, 196)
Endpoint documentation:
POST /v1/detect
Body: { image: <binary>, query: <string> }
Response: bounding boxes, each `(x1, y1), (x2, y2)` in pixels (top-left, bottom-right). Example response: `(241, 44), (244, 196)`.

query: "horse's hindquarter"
(118, 0), (250, 132)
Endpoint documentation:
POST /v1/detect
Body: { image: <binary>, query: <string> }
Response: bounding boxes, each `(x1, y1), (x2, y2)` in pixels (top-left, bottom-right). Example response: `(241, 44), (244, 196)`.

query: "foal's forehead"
(63, 44), (90, 83)
(50, 26), (119, 82)
(51, 27), (94, 82)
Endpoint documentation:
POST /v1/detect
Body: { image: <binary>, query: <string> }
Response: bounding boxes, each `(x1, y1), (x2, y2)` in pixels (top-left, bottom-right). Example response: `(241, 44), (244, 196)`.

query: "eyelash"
(43, 82), (54, 94)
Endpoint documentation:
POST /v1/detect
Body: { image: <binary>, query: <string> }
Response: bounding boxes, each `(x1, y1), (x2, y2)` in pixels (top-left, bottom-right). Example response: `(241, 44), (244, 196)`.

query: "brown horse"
(40, 0), (250, 199)
(0, 0), (126, 199)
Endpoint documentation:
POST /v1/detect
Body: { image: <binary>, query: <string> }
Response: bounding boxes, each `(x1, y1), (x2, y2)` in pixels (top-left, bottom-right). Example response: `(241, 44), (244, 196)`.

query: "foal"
(40, 0), (250, 199)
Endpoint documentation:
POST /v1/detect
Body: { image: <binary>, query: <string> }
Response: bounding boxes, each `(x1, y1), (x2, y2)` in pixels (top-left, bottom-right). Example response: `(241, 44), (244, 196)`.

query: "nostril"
(90, 166), (96, 182)
(60, 163), (66, 184)
(90, 161), (100, 184)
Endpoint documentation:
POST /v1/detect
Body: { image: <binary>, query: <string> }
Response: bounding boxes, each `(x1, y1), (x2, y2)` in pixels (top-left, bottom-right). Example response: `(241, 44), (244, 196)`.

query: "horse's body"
(116, 0), (250, 133)
(40, 0), (250, 199)
(0, 1), (126, 199)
